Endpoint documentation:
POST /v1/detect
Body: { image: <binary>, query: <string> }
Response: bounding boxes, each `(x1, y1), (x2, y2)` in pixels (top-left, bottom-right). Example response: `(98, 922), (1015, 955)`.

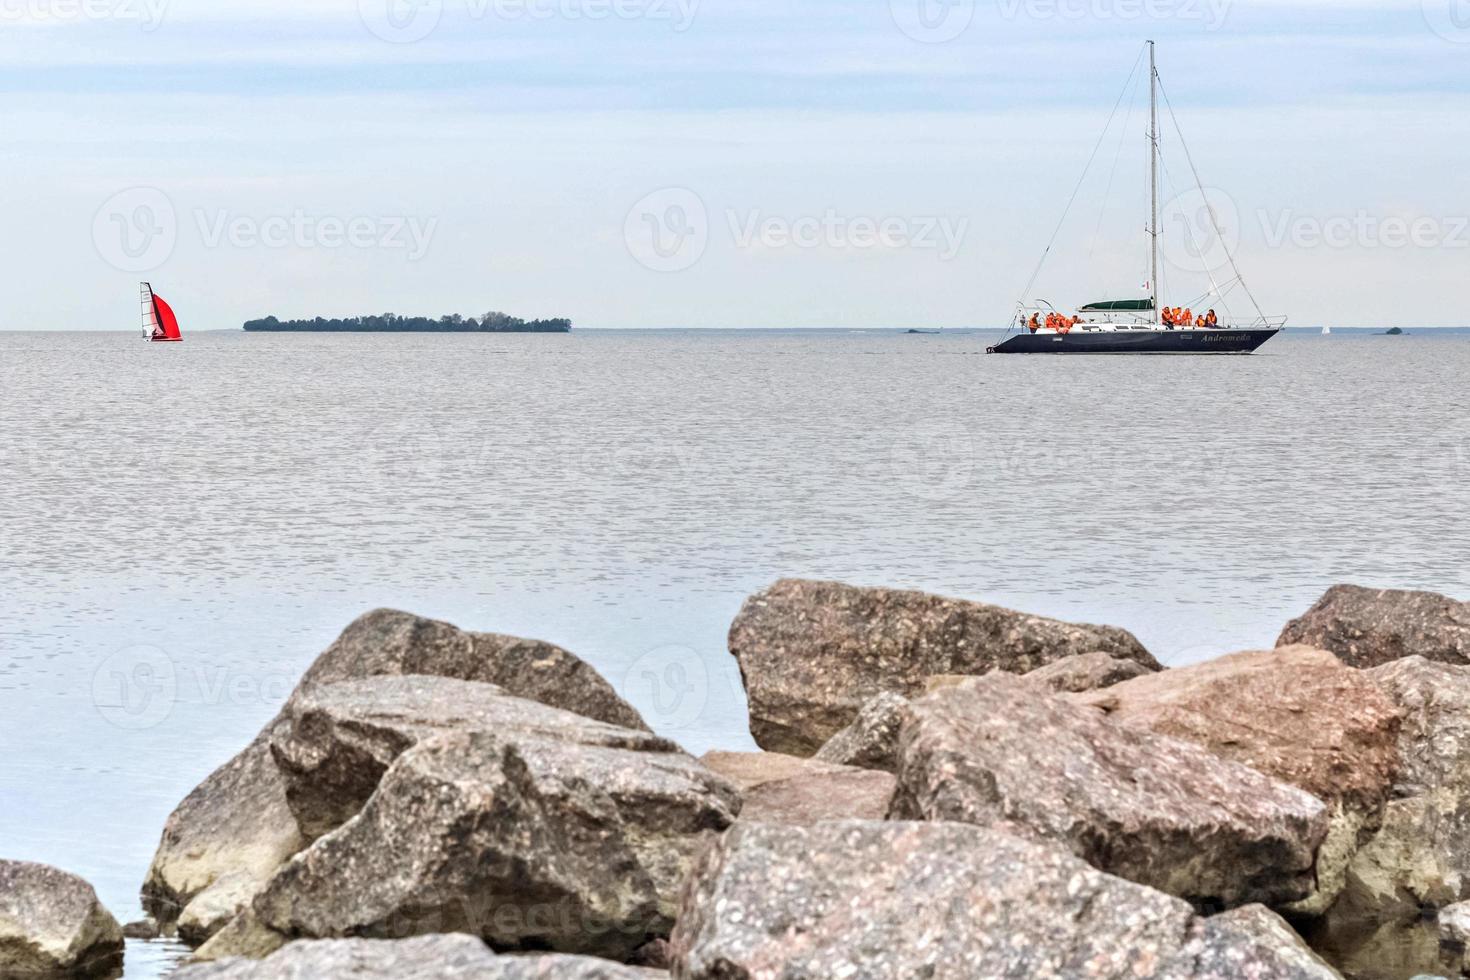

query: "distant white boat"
(1322, 326), (1331, 335)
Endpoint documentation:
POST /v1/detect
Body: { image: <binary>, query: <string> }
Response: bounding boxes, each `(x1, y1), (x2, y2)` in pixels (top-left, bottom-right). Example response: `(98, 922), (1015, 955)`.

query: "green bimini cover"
(1078, 299), (1155, 312)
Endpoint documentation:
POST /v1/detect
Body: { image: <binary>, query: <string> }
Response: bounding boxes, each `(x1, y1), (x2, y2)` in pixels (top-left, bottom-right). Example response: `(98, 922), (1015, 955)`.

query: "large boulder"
(0, 861), (124, 978)
(1278, 585), (1470, 668)
(1076, 645), (1403, 912)
(244, 729), (739, 961)
(141, 733), (305, 928)
(143, 609), (644, 942)
(700, 751), (894, 824)
(1310, 657), (1470, 976)
(889, 673), (1329, 909)
(296, 609), (648, 730)
(729, 579), (1158, 754)
(811, 692), (907, 772)
(174, 934), (661, 979)
(670, 821), (1339, 979)
(271, 676), (672, 842)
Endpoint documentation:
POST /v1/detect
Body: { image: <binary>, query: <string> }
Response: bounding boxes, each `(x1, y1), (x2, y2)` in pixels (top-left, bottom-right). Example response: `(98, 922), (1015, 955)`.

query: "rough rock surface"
(670, 821), (1339, 980)
(143, 608), (644, 942)
(296, 609), (648, 730)
(1310, 657), (1470, 976)
(1023, 650), (1159, 692)
(1076, 645), (1402, 913)
(178, 872), (261, 947)
(174, 934), (661, 980)
(811, 692), (907, 771)
(0, 860), (124, 977)
(889, 673), (1329, 909)
(1441, 900), (1470, 945)
(1279, 584), (1470, 668)
(272, 675), (675, 842)
(729, 578), (1158, 754)
(700, 751), (894, 823)
(140, 733), (304, 930)
(248, 730), (739, 960)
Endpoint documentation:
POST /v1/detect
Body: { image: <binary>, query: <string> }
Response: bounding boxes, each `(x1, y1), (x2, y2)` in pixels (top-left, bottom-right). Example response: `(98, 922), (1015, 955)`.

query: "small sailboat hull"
(988, 328), (1279, 355)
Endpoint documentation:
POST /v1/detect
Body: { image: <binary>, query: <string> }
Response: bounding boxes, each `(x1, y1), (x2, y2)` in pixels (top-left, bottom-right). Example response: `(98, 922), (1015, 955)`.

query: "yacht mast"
(1148, 40), (1159, 325)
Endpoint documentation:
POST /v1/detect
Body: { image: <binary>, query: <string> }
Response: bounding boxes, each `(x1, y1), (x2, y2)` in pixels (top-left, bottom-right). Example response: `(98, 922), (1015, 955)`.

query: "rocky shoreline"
(8, 580), (1470, 979)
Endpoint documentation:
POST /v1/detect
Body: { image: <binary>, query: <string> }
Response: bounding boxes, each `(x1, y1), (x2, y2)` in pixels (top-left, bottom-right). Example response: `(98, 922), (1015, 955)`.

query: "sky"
(2, 0), (1468, 329)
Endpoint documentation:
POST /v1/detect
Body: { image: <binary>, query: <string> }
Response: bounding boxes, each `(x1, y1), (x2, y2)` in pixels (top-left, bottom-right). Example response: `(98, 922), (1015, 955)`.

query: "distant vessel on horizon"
(1322, 325), (1331, 335)
(990, 42), (1284, 355)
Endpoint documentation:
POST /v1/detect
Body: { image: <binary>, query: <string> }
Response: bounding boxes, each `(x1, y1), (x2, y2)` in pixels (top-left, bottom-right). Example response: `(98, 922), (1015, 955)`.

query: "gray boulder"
(143, 608), (643, 943)
(1022, 649), (1159, 692)
(670, 821), (1339, 979)
(728, 578), (1158, 754)
(889, 673), (1329, 909)
(811, 692), (907, 771)
(296, 609), (647, 730)
(174, 934), (660, 979)
(700, 751), (894, 824)
(1279, 584), (1470, 668)
(140, 733), (304, 930)
(271, 675), (674, 842)
(248, 729), (739, 960)
(0, 860), (124, 978)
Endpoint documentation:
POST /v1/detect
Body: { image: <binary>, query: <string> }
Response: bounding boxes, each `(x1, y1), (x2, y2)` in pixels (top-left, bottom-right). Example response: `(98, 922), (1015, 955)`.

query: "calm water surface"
(3, 329), (1467, 977)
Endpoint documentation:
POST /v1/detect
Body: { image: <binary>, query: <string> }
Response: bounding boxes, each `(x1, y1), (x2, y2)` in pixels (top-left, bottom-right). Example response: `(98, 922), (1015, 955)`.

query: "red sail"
(152, 293), (182, 341)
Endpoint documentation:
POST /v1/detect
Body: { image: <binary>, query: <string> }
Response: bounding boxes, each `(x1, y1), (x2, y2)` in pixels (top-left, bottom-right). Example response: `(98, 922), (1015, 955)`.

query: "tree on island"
(242, 311), (571, 333)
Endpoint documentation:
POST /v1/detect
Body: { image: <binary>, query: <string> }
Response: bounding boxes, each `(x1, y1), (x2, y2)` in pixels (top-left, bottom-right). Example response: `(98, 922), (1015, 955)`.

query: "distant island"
(243, 311), (571, 333)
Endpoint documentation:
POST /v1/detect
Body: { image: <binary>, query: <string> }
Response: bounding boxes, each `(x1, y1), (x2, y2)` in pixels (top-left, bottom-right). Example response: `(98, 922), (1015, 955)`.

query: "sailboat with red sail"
(140, 282), (183, 343)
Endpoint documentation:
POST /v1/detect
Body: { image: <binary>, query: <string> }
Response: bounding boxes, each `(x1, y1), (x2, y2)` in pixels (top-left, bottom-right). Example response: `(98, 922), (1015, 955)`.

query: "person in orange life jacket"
(1206, 309), (1219, 327)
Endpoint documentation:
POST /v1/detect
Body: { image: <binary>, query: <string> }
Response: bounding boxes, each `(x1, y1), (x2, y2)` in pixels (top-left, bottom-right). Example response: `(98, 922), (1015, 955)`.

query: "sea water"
(3, 328), (1467, 977)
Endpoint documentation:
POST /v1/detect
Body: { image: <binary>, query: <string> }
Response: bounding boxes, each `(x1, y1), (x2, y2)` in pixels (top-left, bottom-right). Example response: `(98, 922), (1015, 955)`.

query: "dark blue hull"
(988, 328), (1279, 354)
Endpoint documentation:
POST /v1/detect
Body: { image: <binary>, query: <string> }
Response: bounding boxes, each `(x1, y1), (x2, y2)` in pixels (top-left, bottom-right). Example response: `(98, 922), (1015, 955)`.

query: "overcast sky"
(3, 0), (1467, 329)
